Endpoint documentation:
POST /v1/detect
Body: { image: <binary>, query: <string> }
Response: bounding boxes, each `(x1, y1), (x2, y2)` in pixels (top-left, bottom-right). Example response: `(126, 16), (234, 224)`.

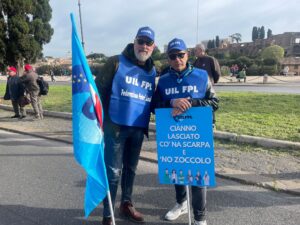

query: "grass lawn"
(216, 92), (300, 142)
(215, 139), (300, 158)
(1, 83), (299, 142)
(0, 83), (72, 112)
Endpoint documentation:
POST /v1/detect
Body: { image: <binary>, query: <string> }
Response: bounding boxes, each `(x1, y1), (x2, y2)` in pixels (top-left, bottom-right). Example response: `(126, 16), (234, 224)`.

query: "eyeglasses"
(136, 38), (154, 46)
(168, 52), (186, 60)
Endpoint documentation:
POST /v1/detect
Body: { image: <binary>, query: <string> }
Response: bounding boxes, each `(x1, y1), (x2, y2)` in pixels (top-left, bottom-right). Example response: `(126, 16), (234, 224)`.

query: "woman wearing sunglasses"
(151, 38), (219, 225)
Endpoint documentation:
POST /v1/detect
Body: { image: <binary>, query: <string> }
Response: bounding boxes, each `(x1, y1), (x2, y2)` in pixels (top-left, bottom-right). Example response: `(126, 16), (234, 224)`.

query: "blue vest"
(109, 55), (156, 128)
(157, 68), (208, 100)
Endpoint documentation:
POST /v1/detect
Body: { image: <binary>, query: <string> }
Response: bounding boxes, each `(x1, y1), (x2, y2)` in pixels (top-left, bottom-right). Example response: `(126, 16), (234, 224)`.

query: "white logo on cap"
(140, 29), (152, 35)
(170, 41), (181, 47)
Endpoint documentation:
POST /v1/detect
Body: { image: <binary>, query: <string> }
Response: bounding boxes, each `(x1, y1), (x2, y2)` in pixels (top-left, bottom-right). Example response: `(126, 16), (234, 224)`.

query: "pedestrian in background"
(193, 43), (221, 84)
(194, 43), (220, 127)
(3, 66), (26, 119)
(151, 38), (219, 225)
(20, 64), (43, 119)
(95, 26), (156, 225)
(50, 69), (56, 82)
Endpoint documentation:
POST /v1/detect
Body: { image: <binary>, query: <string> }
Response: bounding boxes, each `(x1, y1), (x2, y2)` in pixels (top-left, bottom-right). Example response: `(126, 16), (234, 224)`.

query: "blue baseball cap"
(167, 38), (187, 53)
(136, 26), (155, 42)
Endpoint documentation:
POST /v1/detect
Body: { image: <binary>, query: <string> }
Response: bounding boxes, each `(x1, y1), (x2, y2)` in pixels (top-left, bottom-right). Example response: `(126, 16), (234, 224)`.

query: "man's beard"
(134, 48), (151, 62)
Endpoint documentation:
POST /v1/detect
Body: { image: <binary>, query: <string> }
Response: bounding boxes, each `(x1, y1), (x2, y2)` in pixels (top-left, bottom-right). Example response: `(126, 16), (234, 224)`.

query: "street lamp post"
(196, 0), (200, 45)
(78, 0), (85, 50)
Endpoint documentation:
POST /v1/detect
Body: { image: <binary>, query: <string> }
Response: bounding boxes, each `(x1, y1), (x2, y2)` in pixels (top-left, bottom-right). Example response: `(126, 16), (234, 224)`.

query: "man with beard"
(95, 26), (156, 225)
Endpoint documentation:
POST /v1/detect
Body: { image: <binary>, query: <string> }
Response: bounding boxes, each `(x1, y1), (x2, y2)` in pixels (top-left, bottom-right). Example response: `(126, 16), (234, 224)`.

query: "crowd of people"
(1, 64), (44, 120)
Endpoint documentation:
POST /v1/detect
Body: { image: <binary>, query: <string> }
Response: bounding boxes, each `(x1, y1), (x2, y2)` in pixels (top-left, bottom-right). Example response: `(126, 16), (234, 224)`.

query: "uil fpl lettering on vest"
(157, 68), (208, 100)
(165, 85), (199, 95)
(109, 55), (156, 128)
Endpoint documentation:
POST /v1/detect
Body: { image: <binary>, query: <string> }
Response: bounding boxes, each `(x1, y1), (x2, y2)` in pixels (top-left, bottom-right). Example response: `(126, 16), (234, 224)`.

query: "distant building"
(206, 32), (300, 58)
(271, 32), (300, 57)
(280, 57), (300, 75)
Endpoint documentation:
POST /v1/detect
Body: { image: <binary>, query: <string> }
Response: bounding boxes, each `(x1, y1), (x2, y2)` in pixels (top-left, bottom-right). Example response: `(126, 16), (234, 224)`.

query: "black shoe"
(102, 217), (112, 225)
(20, 115), (26, 119)
(11, 115), (20, 118)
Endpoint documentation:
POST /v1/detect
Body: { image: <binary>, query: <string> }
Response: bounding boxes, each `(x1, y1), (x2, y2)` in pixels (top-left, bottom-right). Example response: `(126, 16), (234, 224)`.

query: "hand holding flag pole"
(70, 13), (116, 224)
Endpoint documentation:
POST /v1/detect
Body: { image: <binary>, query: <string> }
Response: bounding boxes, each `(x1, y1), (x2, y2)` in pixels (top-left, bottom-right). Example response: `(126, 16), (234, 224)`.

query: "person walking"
(152, 38), (219, 225)
(50, 69), (56, 82)
(3, 66), (26, 118)
(193, 43), (221, 84)
(20, 64), (43, 119)
(95, 26), (156, 225)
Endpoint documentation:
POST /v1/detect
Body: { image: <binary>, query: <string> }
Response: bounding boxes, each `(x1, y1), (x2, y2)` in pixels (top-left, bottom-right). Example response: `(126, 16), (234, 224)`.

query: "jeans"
(102, 122), (144, 217)
(175, 185), (207, 221)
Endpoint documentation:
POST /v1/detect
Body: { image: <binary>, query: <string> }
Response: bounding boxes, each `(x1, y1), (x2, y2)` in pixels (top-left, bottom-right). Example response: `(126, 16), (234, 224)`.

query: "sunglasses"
(136, 38), (154, 46)
(168, 52), (186, 60)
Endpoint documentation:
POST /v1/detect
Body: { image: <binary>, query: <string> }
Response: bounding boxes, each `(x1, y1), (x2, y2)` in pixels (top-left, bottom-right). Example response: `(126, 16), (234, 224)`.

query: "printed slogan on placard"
(155, 107), (215, 187)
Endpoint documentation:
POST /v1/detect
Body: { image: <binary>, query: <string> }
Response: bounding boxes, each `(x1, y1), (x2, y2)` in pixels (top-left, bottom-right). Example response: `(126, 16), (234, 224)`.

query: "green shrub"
(261, 65), (277, 75)
(237, 56), (254, 68)
(247, 64), (260, 75)
(263, 58), (278, 65)
(36, 65), (52, 75)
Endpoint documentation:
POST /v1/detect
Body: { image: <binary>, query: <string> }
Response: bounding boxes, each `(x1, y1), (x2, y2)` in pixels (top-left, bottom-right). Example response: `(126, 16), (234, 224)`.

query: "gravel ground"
(214, 146), (300, 179)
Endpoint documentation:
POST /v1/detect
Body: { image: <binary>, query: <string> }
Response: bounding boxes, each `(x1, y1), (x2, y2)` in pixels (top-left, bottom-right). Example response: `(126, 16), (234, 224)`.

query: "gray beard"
(134, 48), (151, 62)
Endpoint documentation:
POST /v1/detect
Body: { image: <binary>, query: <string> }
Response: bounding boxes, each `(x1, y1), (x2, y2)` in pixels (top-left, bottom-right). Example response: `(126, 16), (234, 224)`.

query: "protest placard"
(155, 107), (215, 187)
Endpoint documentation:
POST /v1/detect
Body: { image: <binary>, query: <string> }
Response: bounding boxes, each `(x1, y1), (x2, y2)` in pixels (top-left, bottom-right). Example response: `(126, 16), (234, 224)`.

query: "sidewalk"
(217, 75), (300, 84)
(0, 107), (299, 196)
(1, 74), (300, 84)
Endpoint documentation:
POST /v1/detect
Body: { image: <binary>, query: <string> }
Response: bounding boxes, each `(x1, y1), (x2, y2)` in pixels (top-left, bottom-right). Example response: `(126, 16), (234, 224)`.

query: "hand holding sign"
(171, 98), (191, 112)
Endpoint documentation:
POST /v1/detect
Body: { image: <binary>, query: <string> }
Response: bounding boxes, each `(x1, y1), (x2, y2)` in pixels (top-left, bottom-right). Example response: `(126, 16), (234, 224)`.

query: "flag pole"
(186, 185), (192, 225)
(107, 191), (116, 225)
(78, 0), (85, 50)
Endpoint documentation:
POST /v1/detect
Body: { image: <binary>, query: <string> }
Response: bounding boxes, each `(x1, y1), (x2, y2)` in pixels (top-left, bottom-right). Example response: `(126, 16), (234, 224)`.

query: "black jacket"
(4, 75), (25, 101)
(193, 56), (221, 84)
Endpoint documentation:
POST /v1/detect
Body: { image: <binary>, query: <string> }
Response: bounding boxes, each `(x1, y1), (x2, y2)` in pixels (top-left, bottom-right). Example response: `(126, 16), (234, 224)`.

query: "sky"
(43, 0), (300, 58)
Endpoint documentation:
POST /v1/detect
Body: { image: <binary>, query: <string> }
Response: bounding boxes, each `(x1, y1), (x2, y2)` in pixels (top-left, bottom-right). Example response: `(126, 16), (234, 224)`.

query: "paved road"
(215, 83), (300, 94)
(1, 130), (300, 225)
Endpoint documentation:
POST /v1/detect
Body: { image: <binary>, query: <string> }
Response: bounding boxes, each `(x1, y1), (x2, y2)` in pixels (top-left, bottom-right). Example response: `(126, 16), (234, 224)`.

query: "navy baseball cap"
(167, 38), (187, 53)
(136, 26), (155, 42)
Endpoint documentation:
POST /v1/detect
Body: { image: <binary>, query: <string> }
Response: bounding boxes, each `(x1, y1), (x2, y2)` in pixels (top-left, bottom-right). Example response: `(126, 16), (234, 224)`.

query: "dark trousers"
(11, 100), (26, 117)
(102, 123), (144, 217)
(175, 184), (207, 221)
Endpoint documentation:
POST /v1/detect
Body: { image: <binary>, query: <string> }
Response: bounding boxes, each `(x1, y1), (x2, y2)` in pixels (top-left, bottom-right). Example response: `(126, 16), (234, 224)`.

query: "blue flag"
(70, 13), (109, 218)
